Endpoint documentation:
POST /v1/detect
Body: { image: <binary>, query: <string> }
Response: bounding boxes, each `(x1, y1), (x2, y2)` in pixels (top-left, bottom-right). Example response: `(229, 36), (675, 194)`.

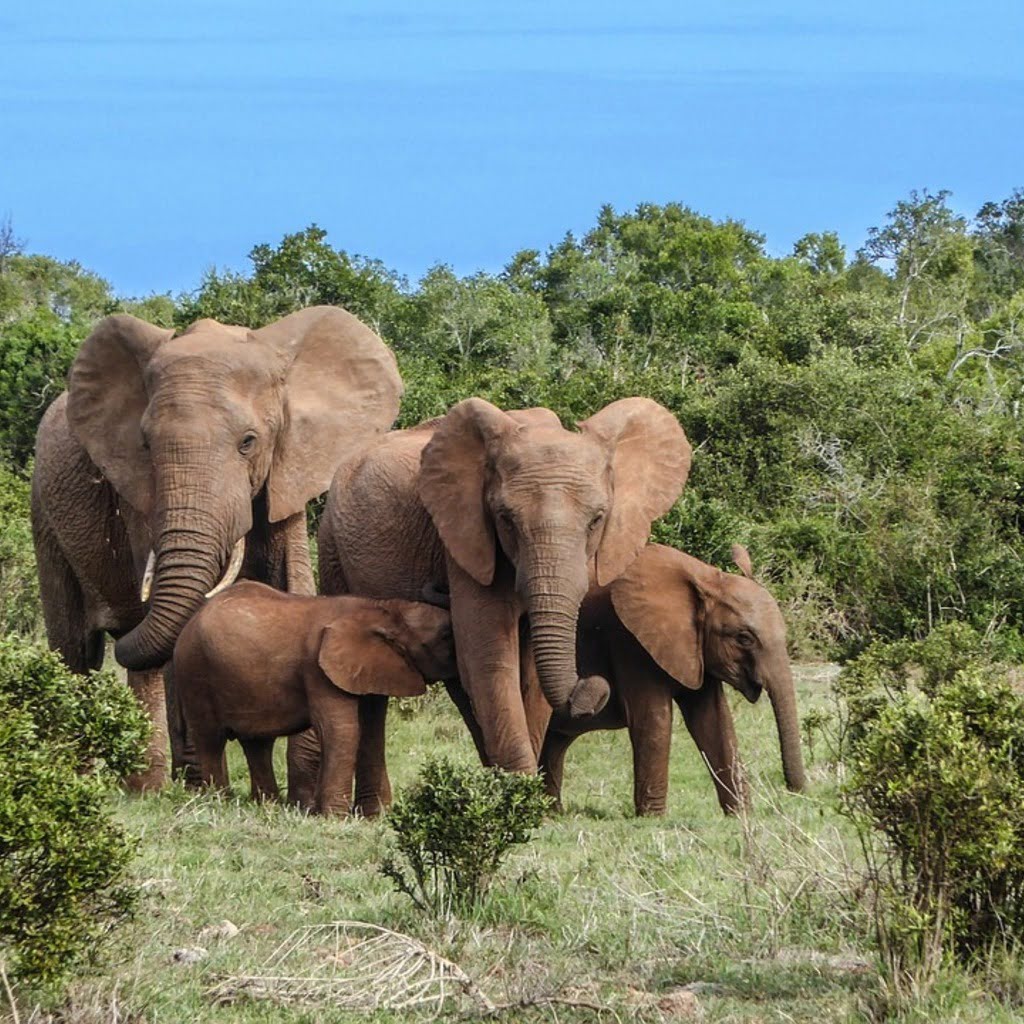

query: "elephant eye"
(736, 630), (756, 648)
(497, 509), (515, 529)
(588, 511), (606, 531)
(238, 432), (258, 455)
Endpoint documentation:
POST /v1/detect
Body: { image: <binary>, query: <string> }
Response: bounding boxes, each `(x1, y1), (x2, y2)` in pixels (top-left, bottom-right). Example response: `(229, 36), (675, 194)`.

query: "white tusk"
(205, 537), (246, 599)
(140, 550), (156, 603)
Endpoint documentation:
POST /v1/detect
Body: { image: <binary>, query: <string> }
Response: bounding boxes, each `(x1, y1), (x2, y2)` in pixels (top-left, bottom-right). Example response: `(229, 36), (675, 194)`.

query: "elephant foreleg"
(623, 675), (674, 817)
(125, 667), (170, 792)
(678, 682), (748, 814)
(520, 631), (552, 762)
(448, 560), (536, 772)
(353, 695), (391, 817)
(240, 737), (280, 802)
(286, 731), (320, 811)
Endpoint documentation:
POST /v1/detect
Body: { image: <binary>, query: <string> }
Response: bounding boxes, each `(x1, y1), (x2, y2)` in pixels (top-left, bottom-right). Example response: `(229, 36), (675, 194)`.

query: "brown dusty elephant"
(540, 543), (807, 816)
(171, 582), (455, 816)
(30, 306), (402, 789)
(313, 398), (691, 811)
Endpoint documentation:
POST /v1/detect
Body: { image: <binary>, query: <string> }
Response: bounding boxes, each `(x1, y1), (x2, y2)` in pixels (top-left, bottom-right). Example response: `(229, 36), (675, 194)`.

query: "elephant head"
(67, 306), (402, 671)
(610, 543), (807, 792)
(318, 600), (456, 696)
(418, 397), (691, 717)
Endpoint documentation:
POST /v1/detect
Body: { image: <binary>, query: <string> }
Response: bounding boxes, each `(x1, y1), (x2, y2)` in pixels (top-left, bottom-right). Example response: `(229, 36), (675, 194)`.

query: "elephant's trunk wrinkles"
(767, 661), (807, 793)
(524, 546), (610, 718)
(115, 468), (240, 671)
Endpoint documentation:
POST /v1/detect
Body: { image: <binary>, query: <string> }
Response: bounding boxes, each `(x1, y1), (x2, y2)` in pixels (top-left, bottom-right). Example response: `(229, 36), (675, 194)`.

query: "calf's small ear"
(317, 619), (427, 698)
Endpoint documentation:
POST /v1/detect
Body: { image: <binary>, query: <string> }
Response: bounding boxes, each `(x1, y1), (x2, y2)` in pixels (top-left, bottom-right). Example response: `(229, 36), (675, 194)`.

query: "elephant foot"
(567, 675), (611, 718)
(124, 759), (168, 793)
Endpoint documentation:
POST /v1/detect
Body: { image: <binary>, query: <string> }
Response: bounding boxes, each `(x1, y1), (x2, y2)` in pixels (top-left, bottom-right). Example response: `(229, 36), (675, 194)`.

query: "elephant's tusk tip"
(205, 537), (246, 599)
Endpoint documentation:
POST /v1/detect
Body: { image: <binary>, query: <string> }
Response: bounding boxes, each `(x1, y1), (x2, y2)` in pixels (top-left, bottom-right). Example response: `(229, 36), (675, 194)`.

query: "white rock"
(171, 946), (208, 965)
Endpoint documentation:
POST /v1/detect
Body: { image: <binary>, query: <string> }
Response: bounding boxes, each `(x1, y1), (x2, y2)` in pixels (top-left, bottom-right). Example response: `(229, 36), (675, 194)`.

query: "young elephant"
(172, 581), (455, 816)
(541, 544), (806, 816)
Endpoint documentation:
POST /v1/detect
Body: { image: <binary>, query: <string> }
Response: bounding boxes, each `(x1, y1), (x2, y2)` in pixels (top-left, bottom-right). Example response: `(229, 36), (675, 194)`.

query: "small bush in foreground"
(837, 625), (1024, 1005)
(381, 757), (550, 917)
(0, 637), (149, 986)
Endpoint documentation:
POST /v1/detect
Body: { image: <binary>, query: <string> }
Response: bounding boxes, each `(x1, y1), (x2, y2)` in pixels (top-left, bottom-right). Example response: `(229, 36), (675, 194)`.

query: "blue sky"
(2, 1), (1022, 297)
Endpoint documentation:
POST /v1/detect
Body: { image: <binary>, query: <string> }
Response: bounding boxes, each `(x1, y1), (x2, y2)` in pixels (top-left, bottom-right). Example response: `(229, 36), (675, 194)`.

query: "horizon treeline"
(2, 188), (1023, 657)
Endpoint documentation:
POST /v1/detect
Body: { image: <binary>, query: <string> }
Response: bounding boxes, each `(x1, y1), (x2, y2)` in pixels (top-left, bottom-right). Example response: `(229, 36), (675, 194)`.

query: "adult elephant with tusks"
(30, 306), (402, 790)
(313, 397), (691, 813)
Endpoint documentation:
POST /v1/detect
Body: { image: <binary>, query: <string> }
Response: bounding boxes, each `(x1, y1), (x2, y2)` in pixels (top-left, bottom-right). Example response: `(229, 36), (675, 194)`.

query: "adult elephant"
(314, 398), (691, 811)
(31, 306), (402, 789)
(541, 543), (807, 816)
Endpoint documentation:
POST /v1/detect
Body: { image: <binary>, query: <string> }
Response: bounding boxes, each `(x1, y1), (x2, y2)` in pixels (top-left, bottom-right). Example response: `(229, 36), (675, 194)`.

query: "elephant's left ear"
(254, 307), (403, 523)
(610, 545), (705, 689)
(579, 398), (692, 586)
(317, 618), (428, 698)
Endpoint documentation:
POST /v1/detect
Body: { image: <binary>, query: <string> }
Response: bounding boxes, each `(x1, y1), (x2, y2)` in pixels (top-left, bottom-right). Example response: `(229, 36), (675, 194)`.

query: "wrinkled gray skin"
(541, 543), (807, 816)
(309, 397), (691, 811)
(31, 307), (402, 789)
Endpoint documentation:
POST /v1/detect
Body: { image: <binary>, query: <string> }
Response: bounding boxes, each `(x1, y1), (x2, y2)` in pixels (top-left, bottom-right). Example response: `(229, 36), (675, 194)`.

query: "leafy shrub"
(381, 757), (550, 917)
(0, 462), (41, 638)
(838, 625), (1024, 999)
(0, 637), (149, 986)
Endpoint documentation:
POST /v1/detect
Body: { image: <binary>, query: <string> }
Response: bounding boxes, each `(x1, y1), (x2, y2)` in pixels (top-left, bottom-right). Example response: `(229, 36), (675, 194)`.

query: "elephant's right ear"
(418, 398), (518, 587)
(317, 619), (427, 698)
(66, 314), (174, 517)
(610, 545), (705, 690)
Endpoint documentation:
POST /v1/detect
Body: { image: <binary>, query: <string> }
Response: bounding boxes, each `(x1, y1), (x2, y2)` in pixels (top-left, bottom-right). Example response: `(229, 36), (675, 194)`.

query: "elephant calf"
(542, 544), (806, 816)
(172, 582), (456, 816)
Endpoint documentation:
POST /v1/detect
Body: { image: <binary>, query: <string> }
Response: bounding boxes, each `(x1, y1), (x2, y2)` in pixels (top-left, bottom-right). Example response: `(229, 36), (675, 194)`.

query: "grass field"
(16, 666), (1023, 1024)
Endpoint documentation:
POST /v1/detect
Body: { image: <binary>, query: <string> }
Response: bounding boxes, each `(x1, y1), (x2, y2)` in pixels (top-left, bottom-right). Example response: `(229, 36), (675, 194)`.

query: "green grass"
(12, 668), (1024, 1023)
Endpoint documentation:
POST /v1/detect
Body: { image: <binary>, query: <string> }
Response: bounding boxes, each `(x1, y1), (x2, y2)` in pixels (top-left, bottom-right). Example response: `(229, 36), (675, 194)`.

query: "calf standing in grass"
(171, 582), (456, 816)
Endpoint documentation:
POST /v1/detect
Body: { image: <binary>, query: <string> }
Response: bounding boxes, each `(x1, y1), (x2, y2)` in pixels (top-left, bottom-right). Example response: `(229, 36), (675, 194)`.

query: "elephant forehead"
(493, 435), (609, 478)
(146, 341), (281, 390)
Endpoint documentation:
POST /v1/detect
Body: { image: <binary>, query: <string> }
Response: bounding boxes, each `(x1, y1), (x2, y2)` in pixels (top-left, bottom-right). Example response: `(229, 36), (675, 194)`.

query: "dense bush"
(4, 187), (1024, 656)
(838, 625), (1024, 996)
(0, 637), (149, 985)
(0, 462), (41, 638)
(381, 757), (550, 917)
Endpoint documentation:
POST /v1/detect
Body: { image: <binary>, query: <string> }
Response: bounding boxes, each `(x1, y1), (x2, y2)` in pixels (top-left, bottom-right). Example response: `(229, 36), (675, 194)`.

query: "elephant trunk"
(115, 458), (249, 671)
(523, 544), (610, 718)
(767, 661), (807, 792)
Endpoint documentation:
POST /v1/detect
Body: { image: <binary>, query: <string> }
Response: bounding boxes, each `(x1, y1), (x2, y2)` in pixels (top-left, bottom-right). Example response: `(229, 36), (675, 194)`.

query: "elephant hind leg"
(317, 522), (349, 596)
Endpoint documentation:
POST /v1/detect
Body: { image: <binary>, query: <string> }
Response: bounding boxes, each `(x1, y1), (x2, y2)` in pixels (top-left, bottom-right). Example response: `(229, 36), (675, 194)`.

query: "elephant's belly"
(221, 701), (310, 741)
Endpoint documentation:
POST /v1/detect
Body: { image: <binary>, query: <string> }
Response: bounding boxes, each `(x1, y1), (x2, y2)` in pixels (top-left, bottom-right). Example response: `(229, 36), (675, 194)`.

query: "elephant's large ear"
(254, 307), (403, 523)
(317, 618), (427, 698)
(610, 545), (705, 689)
(66, 314), (174, 517)
(579, 398), (692, 586)
(418, 398), (518, 587)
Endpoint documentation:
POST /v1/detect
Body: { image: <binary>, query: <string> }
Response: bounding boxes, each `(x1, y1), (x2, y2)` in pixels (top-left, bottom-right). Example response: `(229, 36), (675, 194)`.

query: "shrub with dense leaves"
(838, 624), (1024, 992)
(0, 462), (40, 638)
(0, 637), (149, 985)
(381, 757), (550, 917)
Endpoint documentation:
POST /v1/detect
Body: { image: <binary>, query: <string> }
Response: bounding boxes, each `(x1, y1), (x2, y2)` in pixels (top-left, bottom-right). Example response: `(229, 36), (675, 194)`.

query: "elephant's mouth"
(739, 679), (763, 704)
